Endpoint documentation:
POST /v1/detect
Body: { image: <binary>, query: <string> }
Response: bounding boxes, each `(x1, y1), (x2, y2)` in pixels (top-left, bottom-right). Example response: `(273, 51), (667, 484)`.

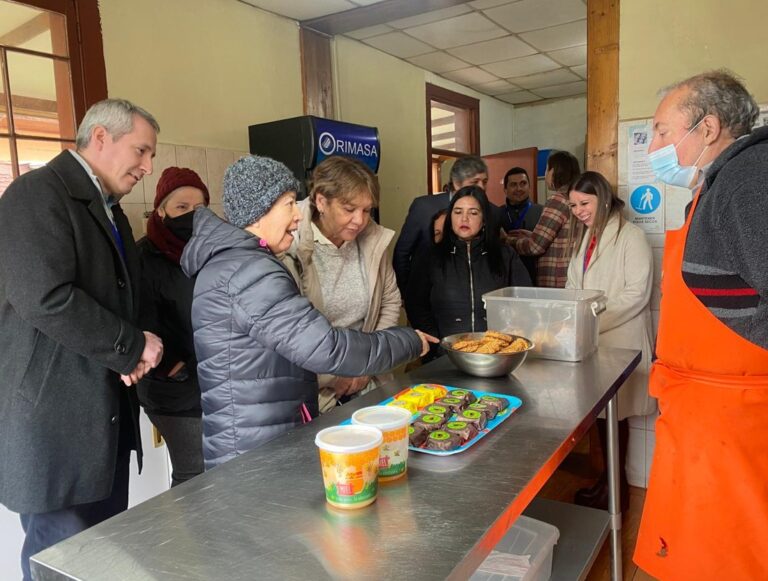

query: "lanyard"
(506, 199), (532, 230)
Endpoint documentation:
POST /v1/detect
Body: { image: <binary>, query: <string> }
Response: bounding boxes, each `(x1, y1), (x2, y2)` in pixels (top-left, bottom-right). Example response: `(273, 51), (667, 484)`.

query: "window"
(425, 83), (479, 194)
(0, 0), (106, 195)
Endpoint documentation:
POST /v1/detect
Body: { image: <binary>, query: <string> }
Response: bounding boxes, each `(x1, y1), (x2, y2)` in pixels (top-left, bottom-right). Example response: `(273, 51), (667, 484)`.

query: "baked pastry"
(448, 389), (476, 405)
(412, 413), (445, 432)
(444, 420), (478, 443)
(455, 408), (487, 430)
(425, 430), (462, 451)
(409, 424), (428, 447)
(468, 402), (497, 421)
(477, 395), (509, 415)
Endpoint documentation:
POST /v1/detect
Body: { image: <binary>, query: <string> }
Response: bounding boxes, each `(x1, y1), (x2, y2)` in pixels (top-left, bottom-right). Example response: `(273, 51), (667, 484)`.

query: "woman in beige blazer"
(566, 171), (656, 510)
(282, 156), (401, 413)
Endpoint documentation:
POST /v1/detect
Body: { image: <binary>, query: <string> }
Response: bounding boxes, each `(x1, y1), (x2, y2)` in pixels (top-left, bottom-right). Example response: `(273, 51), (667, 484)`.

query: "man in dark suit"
(500, 167), (544, 281)
(0, 99), (164, 580)
(393, 155), (489, 292)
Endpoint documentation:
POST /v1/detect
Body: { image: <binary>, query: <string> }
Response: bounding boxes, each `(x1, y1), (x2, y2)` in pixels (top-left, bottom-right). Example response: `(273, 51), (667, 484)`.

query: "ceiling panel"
(519, 19), (586, 51)
(471, 79), (521, 95)
(407, 51), (470, 73)
(497, 90), (542, 104)
(240, 0), (356, 20)
(446, 35), (536, 65)
(404, 12), (508, 49)
(532, 80), (587, 98)
(363, 31), (435, 58)
(350, 0), (390, 4)
(482, 53), (560, 78)
(469, 0), (520, 8)
(484, 0), (585, 33)
(441, 66), (499, 85)
(547, 44), (586, 66)
(345, 24), (393, 39)
(570, 64), (587, 79)
(510, 67), (580, 89)
(388, 5), (472, 29)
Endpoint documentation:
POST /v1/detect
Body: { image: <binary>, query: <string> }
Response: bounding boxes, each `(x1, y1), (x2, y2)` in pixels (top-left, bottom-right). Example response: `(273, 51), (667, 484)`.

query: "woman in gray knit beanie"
(181, 156), (437, 468)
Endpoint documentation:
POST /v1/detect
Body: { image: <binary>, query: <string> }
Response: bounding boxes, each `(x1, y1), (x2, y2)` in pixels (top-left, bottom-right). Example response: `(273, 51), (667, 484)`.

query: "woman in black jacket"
(137, 167), (209, 486)
(405, 186), (531, 354)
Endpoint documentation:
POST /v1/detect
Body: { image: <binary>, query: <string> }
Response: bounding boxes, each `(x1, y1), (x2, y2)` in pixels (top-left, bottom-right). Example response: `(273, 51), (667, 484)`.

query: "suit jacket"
(393, 192), (450, 292)
(0, 150), (145, 513)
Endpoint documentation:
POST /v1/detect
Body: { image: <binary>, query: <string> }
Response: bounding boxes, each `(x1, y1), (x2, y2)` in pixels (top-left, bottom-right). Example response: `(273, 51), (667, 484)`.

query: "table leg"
(606, 393), (622, 581)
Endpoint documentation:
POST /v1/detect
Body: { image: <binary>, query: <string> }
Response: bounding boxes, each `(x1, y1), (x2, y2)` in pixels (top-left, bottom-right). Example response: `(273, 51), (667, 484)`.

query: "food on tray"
(448, 389), (476, 405)
(477, 395), (509, 414)
(387, 399), (417, 413)
(412, 384), (447, 401)
(424, 404), (451, 418)
(455, 408), (487, 430)
(412, 413), (445, 432)
(425, 430), (462, 451)
(468, 402), (497, 421)
(444, 420), (478, 442)
(449, 331), (531, 354)
(435, 396), (465, 415)
(396, 390), (429, 410)
(408, 424), (428, 447)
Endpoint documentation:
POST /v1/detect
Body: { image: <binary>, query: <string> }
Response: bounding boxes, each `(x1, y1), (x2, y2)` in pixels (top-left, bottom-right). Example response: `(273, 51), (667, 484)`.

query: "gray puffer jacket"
(182, 208), (422, 468)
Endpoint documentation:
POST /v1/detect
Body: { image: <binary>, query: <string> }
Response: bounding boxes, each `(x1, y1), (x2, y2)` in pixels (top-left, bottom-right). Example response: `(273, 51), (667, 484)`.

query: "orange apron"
(634, 188), (768, 579)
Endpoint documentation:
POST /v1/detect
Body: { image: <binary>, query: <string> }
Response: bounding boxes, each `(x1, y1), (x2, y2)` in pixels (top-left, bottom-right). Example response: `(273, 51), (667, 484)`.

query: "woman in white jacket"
(566, 171), (656, 511)
(282, 156), (401, 413)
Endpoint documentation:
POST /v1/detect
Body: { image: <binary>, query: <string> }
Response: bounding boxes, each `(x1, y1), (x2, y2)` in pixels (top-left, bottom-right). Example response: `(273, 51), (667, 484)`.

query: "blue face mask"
(647, 119), (708, 189)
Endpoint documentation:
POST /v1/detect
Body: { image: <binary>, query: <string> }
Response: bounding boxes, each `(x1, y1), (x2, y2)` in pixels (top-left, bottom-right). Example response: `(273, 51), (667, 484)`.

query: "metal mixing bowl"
(441, 332), (534, 377)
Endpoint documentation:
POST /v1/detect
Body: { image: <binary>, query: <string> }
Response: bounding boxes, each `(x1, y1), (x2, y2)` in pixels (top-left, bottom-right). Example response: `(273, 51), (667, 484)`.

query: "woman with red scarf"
(565, 171), (656, 510)
(137, 167), (209, 486)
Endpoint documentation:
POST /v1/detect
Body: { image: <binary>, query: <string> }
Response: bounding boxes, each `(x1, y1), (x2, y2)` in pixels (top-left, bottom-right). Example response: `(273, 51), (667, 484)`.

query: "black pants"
(147, 413), (204, 487)
(19, 449), (131, 581)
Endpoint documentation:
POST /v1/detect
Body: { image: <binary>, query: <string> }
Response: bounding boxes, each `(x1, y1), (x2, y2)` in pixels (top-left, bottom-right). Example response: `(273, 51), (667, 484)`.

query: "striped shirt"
(506, 191), (571, 288)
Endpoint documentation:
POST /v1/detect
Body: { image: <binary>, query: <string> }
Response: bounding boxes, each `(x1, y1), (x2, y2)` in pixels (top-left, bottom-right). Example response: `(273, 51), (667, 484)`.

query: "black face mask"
(163, 211), (195, 242)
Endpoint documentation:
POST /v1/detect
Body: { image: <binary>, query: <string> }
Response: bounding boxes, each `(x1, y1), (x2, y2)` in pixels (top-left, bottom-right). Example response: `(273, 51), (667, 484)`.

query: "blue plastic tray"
(342, 384), (522, 456)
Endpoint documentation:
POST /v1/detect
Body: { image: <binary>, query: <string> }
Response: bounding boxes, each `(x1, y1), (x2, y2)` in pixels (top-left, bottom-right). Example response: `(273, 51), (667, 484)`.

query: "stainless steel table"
(32, 347), (640, 581)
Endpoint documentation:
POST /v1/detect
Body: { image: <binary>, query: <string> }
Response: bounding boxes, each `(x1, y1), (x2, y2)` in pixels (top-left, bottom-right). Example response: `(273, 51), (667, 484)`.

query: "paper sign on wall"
(627, 123), (656, 183)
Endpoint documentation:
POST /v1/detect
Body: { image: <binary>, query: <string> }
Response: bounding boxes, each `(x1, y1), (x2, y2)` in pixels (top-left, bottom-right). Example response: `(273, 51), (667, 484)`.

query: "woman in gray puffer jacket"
(182, 156), (433, 469)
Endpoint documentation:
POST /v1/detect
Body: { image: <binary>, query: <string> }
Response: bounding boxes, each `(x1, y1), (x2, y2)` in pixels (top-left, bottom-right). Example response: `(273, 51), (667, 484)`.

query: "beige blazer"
(567, 215), (657, 419)
(282, 199), (402, 412)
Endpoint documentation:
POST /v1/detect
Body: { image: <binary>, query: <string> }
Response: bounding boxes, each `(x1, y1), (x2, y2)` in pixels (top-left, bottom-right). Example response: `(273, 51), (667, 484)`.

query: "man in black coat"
(393, 155), (490, 293)
(0, 99), (164, 580)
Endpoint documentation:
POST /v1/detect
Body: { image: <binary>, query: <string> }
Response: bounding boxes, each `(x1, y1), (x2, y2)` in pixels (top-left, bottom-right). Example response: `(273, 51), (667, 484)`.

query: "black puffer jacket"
(405, 239), (531, 342)
(182, 209), (422, 468)
(136, 238), (201, 417)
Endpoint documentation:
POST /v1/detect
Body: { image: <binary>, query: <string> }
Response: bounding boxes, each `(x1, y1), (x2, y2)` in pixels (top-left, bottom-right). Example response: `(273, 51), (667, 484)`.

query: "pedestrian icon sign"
(630, 185), (661, 215)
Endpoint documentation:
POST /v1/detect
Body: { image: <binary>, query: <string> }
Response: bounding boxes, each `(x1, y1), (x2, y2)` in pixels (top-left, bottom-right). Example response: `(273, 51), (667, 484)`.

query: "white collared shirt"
(68, 150), (116, 225)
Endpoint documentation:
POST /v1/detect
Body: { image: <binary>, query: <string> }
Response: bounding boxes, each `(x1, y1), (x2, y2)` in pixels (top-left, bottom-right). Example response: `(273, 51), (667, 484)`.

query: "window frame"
(425, 82), (480, 194)
(0, 0), (106, 180)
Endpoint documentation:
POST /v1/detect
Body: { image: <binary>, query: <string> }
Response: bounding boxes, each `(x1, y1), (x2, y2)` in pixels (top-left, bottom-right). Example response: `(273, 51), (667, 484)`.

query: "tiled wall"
(121, 143), (250, 239)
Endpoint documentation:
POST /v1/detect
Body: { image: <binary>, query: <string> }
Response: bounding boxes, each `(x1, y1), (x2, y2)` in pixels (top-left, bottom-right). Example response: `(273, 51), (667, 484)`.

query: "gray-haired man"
(635, 70), (768, 579)
(0, 99), (164, 580)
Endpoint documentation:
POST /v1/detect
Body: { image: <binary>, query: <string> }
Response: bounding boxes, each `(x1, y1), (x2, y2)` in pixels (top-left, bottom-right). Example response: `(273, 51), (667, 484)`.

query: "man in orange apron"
(635, 71), (768, 579)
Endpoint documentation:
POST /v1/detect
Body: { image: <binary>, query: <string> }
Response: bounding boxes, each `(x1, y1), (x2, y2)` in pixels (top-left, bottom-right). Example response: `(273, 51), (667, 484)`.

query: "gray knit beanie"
(222, 155), (301, 228)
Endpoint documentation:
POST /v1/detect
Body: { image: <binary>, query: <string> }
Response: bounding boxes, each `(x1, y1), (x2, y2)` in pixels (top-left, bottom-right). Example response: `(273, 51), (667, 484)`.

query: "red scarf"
(146, 212), (186, 264)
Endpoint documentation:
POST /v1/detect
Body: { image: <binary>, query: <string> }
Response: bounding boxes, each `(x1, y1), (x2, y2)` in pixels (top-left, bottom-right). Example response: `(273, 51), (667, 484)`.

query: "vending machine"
(248, 115), (381, 199)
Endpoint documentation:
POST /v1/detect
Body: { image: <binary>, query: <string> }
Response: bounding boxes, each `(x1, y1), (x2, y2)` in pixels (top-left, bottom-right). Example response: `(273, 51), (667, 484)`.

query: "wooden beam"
(585, 0), (619, 187)
(0, 93), (58, 115)
(302, 0), (467, 36)
(0, 14), (50, 47)
(299, 27), (334, 118)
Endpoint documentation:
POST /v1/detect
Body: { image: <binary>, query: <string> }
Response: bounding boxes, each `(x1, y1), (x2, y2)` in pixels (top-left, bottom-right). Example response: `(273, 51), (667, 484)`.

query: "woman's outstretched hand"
(415, 330), (439, 356)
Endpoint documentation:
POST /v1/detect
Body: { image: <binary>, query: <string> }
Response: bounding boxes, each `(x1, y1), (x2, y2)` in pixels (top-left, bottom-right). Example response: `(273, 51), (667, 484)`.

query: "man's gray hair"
(449, 155), (488, 189)
(661, 70), (759, 138)
(76, 99), (160, 149)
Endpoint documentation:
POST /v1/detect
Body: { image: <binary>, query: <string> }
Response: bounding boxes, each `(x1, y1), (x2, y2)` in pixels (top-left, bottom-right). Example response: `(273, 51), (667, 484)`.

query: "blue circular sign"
(630, 185), (661, 214)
